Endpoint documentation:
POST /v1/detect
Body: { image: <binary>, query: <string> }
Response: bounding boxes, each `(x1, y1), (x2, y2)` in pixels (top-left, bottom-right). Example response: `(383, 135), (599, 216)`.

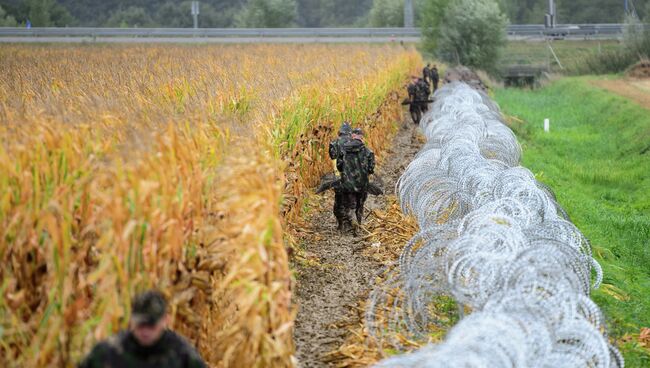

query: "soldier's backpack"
(416, 80), (430, 100)
(340, 139), (370, 193)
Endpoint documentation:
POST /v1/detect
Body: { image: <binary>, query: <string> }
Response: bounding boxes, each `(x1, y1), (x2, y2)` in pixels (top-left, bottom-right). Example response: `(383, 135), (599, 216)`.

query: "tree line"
(1, 0), (648, 28)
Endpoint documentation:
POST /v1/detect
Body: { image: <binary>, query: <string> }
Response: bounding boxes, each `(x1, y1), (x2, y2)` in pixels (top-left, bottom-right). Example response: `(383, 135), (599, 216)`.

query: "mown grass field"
(495, 78), (650, 366)
(0, 44), (420, 367)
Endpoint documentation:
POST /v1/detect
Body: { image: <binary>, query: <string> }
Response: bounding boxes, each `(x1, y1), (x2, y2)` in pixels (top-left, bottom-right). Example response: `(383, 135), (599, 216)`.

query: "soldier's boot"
(340, 219), (353, 235)
(355, 207), (364, 225)
(410, 110), (419, 125)
(351, 220), (359, 237)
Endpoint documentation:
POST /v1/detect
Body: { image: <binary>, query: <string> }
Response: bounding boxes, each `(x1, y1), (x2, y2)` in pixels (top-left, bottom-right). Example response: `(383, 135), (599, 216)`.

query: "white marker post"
(544, 118), (550, 132)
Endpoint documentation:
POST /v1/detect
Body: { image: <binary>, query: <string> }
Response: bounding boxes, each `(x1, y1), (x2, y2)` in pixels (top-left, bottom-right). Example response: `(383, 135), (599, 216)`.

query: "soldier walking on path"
(407, 76), (422, 124)
(423, 63), (432, 87)
(350, 128), (375, 225)
(407, 76), (430, 124)
(430, 64), (440, 92)
(326, 123), (375, 234)
(417, 77), (431, 112)
(329, 122), (353, 232)
(78, 290), (207, 368)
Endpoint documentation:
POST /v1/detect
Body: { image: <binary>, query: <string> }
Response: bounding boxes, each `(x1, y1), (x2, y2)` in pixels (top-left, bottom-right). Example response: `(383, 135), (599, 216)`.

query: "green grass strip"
(494, 78), (650, 366)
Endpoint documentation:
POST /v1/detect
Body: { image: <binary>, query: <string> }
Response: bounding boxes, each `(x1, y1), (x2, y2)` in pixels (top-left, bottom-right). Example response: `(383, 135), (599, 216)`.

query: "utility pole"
(545, 0), (556, 28)
(191, 1), (200, 29)
(404, 0), (414, 28)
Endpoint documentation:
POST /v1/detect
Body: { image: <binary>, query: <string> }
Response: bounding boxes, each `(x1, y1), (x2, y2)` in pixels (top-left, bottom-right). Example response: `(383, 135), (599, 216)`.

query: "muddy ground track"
(293, 117), (422, 367)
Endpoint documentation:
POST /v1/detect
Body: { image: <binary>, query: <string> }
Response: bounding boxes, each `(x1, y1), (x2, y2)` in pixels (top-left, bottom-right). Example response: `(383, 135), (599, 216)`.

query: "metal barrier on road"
(0, 24), (646, 41)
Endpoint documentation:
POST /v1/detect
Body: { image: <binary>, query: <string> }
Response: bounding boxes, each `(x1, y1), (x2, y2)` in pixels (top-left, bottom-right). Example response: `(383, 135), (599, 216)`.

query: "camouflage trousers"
(409, 103), (426, 125)
(333, 188), (368, 232)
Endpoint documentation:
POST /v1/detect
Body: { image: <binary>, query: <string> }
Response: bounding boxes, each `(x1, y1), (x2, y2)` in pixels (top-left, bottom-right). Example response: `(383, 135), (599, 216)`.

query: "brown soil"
(293, 118), (422, 367)
(627, 60), (650, 79)
(444, 66), (489, 92)
(592, 78), (650, 110)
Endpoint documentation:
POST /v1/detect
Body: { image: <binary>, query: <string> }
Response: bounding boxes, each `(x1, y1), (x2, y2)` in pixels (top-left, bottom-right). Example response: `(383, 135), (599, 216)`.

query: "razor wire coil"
(370, 82), (622, 368)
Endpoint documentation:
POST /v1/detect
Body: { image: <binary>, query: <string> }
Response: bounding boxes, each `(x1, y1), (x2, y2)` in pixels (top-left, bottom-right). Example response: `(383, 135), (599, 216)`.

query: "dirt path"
(293, 118), (422, 367)
(592, 78), (650, 110)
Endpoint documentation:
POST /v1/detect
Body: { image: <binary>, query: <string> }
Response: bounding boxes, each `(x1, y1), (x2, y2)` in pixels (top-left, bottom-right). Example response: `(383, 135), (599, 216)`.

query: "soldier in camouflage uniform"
(78, 290), (207, 368)
(417, 77), (431, 112)
(332, 127), (375, 234)
(350, 128), (375, 225)
(407, 76), (430, 124)
(430, 64), (440, 92)
(423, 63), (432, 88)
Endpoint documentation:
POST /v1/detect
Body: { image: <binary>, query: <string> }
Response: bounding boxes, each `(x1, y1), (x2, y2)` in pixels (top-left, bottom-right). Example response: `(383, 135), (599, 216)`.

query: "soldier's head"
(352, 128), (364, 141)
(129, 290), (168, 346)
(411, 75), (418, 83)
(339, 122), (352, 137)
(427, 63), (431, 67)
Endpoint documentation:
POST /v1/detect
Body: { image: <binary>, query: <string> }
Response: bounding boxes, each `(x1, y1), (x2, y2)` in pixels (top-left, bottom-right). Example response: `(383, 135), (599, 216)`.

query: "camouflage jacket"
(407, 82), (418, 100)
(339, 138), (375, 193)
(416, 80), (430, 100)
(78, 330), (206, 368)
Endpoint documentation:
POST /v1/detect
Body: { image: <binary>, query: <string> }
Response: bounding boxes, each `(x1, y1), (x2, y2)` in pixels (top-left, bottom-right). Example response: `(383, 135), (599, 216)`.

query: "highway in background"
(0, 24), (644, 43)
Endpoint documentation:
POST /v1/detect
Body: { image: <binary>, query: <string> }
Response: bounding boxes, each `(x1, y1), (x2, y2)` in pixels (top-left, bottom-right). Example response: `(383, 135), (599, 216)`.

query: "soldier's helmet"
(131, 290), (167, 326)
(339, 122), (352, 136)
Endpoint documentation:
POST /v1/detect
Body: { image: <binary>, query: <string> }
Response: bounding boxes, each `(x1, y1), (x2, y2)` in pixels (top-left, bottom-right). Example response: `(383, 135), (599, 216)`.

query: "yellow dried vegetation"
(0, 44), (420, 367)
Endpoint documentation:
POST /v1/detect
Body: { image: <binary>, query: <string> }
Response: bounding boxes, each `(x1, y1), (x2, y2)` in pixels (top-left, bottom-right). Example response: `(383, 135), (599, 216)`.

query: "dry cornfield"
(0, 44), (420, 367)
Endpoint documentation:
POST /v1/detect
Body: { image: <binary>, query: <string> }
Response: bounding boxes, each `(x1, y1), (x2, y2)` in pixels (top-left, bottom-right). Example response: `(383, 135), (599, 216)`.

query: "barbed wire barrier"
(368, 82), (624, 367)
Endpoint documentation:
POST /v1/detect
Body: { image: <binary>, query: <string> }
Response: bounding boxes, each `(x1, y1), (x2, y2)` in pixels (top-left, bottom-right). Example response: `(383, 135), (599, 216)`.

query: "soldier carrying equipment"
(423, 63), (432, 87)
(78, 290), (207, 368)
(337, 132), (375, 231)
(430, 64), (440, 91)
(324, 123), (378, 234)
(407, 76), (430, 124)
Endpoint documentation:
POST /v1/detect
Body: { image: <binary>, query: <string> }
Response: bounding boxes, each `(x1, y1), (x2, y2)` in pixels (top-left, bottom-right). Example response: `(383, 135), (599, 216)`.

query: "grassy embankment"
(495, 78), (650, 366)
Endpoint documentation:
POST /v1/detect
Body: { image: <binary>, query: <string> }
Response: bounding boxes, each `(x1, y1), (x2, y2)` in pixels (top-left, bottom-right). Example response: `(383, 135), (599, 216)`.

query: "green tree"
(27, 0), (53, 26)
(106, 6), (153, 27)
(368, 0), (403, 27)
(436, 0), (508, 72)
(623, 13), (647, 55)
(154, 2), (188, 27)
(0, 5), (17, 26)
(21, 0), (75, 26)
(190, 1), (240, 28)
(235, 0), (297, 28)
(155, 1), (239, 28)
(418, 0), (450, 54)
